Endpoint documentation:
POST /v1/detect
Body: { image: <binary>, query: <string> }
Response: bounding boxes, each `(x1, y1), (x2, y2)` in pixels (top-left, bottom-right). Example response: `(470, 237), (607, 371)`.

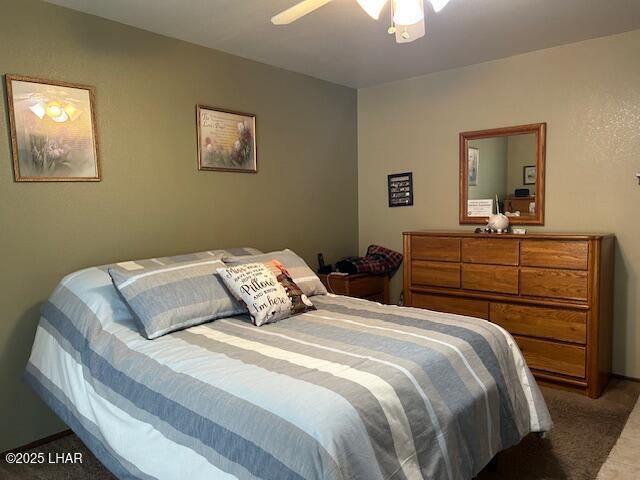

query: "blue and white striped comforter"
(26, 266), (552, 480)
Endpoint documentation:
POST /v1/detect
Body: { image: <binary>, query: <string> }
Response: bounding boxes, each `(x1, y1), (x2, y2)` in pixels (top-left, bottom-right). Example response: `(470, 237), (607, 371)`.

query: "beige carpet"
(478, 379), (640, 480)
(597, 393), (640, 479)
(3, 379), (639, 480)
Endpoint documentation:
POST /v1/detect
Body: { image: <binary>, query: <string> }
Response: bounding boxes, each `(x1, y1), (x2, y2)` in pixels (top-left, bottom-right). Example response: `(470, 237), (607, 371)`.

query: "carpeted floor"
(478, 379), (640, 480)
(3, 379), (639, 480)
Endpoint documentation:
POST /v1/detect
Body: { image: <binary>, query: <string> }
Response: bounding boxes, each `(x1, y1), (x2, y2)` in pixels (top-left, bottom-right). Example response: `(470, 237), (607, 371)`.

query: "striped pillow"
(223, 249), (327, 297)
(111, 247), (263, 271)
(109, 258), (245, 339)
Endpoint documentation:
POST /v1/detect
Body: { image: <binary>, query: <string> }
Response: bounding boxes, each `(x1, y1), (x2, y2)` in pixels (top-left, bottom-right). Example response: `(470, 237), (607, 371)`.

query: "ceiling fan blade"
(271, 0), (334, 25)
(428, 0), (452, 13)
(356, 0), (388, 20)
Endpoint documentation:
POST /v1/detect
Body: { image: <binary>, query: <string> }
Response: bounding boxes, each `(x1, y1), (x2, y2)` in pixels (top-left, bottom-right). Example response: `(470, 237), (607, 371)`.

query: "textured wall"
(0, 0), (357, 451)
(358, 29), (640, 377)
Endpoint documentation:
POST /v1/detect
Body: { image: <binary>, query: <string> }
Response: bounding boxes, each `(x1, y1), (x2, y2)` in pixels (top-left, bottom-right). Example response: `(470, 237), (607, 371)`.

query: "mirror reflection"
(467, 133), (537, 218)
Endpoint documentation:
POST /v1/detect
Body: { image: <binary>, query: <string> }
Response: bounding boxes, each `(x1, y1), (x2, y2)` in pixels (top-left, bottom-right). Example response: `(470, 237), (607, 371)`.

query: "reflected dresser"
(403, 231), (614, 398)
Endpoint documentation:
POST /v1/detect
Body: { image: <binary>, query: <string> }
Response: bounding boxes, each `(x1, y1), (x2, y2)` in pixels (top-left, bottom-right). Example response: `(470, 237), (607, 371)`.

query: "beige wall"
(507, 133), (537, 194)
(358, 30), (640, 377)
(0, 0), (357, 451)
(468, 137), (508, 201)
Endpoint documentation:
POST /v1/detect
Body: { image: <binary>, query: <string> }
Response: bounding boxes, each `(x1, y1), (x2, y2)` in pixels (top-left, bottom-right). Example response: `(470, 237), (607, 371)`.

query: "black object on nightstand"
(317, 253), (333, 274)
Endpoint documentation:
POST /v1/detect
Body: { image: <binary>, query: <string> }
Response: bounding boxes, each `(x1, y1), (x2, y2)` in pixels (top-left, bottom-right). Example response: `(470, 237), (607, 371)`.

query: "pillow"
(109, 258), (244, 339)
(111, 247), (263, 272)
(223, 249), (327, 297)
(217, 260), (316, 326)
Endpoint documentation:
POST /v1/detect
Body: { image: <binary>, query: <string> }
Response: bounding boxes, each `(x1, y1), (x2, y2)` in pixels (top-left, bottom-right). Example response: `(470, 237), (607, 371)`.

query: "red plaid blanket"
(335, 245), (403, 275)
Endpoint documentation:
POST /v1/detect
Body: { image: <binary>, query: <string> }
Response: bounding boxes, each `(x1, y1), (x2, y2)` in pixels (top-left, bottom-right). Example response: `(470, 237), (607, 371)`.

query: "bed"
(25, 254), (552, 480)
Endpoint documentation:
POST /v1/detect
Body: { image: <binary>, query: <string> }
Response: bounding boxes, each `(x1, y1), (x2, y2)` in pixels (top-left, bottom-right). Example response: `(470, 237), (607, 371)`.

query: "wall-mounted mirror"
(459, 123), (546, 225)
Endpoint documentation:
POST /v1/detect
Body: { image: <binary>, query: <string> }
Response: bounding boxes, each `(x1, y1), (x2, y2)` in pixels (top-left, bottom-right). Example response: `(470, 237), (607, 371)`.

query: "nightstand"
(319, 273), (389, 304)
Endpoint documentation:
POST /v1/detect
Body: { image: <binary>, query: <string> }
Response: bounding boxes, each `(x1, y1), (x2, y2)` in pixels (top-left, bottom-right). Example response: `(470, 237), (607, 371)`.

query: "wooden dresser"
(403, 231), (614, 398)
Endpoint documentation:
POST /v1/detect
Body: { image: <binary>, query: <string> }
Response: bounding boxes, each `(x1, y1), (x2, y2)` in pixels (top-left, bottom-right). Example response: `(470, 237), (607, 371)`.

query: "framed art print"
(523, 165), (536, 185)
(197, 105), (257, 173)
(388, 172), (413, 207)
(468, 147), (479, 186)
(5, 75), (100, 182)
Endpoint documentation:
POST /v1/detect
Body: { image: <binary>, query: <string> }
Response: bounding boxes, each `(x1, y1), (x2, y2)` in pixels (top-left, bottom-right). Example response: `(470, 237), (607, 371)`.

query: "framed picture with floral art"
(5, 74), (100, 182)
(523, 165), (536, 185)
(196, 105), (257, 173)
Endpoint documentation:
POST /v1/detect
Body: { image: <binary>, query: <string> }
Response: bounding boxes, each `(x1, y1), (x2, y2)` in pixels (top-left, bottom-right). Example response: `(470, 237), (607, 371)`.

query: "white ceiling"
(44, 0), (640, 88)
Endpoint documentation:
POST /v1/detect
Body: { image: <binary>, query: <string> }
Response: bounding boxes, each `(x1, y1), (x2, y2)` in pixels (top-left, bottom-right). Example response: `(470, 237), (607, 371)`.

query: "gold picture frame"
(196, 105), (257, 173)
(5, 74), (100, 182)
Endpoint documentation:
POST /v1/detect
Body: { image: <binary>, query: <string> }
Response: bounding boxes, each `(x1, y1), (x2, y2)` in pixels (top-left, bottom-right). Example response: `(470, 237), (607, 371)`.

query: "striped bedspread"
(26, 266), (552, 480)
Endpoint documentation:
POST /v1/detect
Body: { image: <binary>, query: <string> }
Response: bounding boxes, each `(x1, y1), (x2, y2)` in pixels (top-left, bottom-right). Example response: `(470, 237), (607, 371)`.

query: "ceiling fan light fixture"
(395, 16), (425, 43)
(428, 0), (451, 13)
(356, 0), (388, 20)
(270, 0), (437, 45)
(393, 0), (424, 26)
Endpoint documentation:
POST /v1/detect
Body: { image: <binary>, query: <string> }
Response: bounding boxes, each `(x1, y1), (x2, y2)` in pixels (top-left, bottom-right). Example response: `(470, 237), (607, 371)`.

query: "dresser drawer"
(412, 293), (489, 319)
(412, 261), (460, 288)
(411, 236), (460, 262)
(520, 268), (589, 301)
(521, 240), (589, 270)
(514, 335), (586, 378)
(490, 303), (586, 344)
(461, 239), (519, 266)
(461, 264), (519, 294)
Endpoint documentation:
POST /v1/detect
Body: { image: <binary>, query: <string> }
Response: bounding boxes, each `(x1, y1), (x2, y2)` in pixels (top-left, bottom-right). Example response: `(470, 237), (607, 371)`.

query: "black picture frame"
(388, 172), (413, 207)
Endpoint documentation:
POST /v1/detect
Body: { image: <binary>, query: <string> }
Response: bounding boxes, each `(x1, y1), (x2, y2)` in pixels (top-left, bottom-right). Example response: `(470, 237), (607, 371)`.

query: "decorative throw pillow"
(109, 258), (244, 339)
(217, 260), (316, 326)
(223, 249), (327, 298)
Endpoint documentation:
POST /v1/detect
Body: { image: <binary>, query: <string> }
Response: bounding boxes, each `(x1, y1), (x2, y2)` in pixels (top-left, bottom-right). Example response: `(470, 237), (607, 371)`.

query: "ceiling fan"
(271, 0), (452, 44)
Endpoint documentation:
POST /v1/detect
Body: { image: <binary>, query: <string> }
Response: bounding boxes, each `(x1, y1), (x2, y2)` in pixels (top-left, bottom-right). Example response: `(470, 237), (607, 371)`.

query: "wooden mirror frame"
(459, 123), (546, 225)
